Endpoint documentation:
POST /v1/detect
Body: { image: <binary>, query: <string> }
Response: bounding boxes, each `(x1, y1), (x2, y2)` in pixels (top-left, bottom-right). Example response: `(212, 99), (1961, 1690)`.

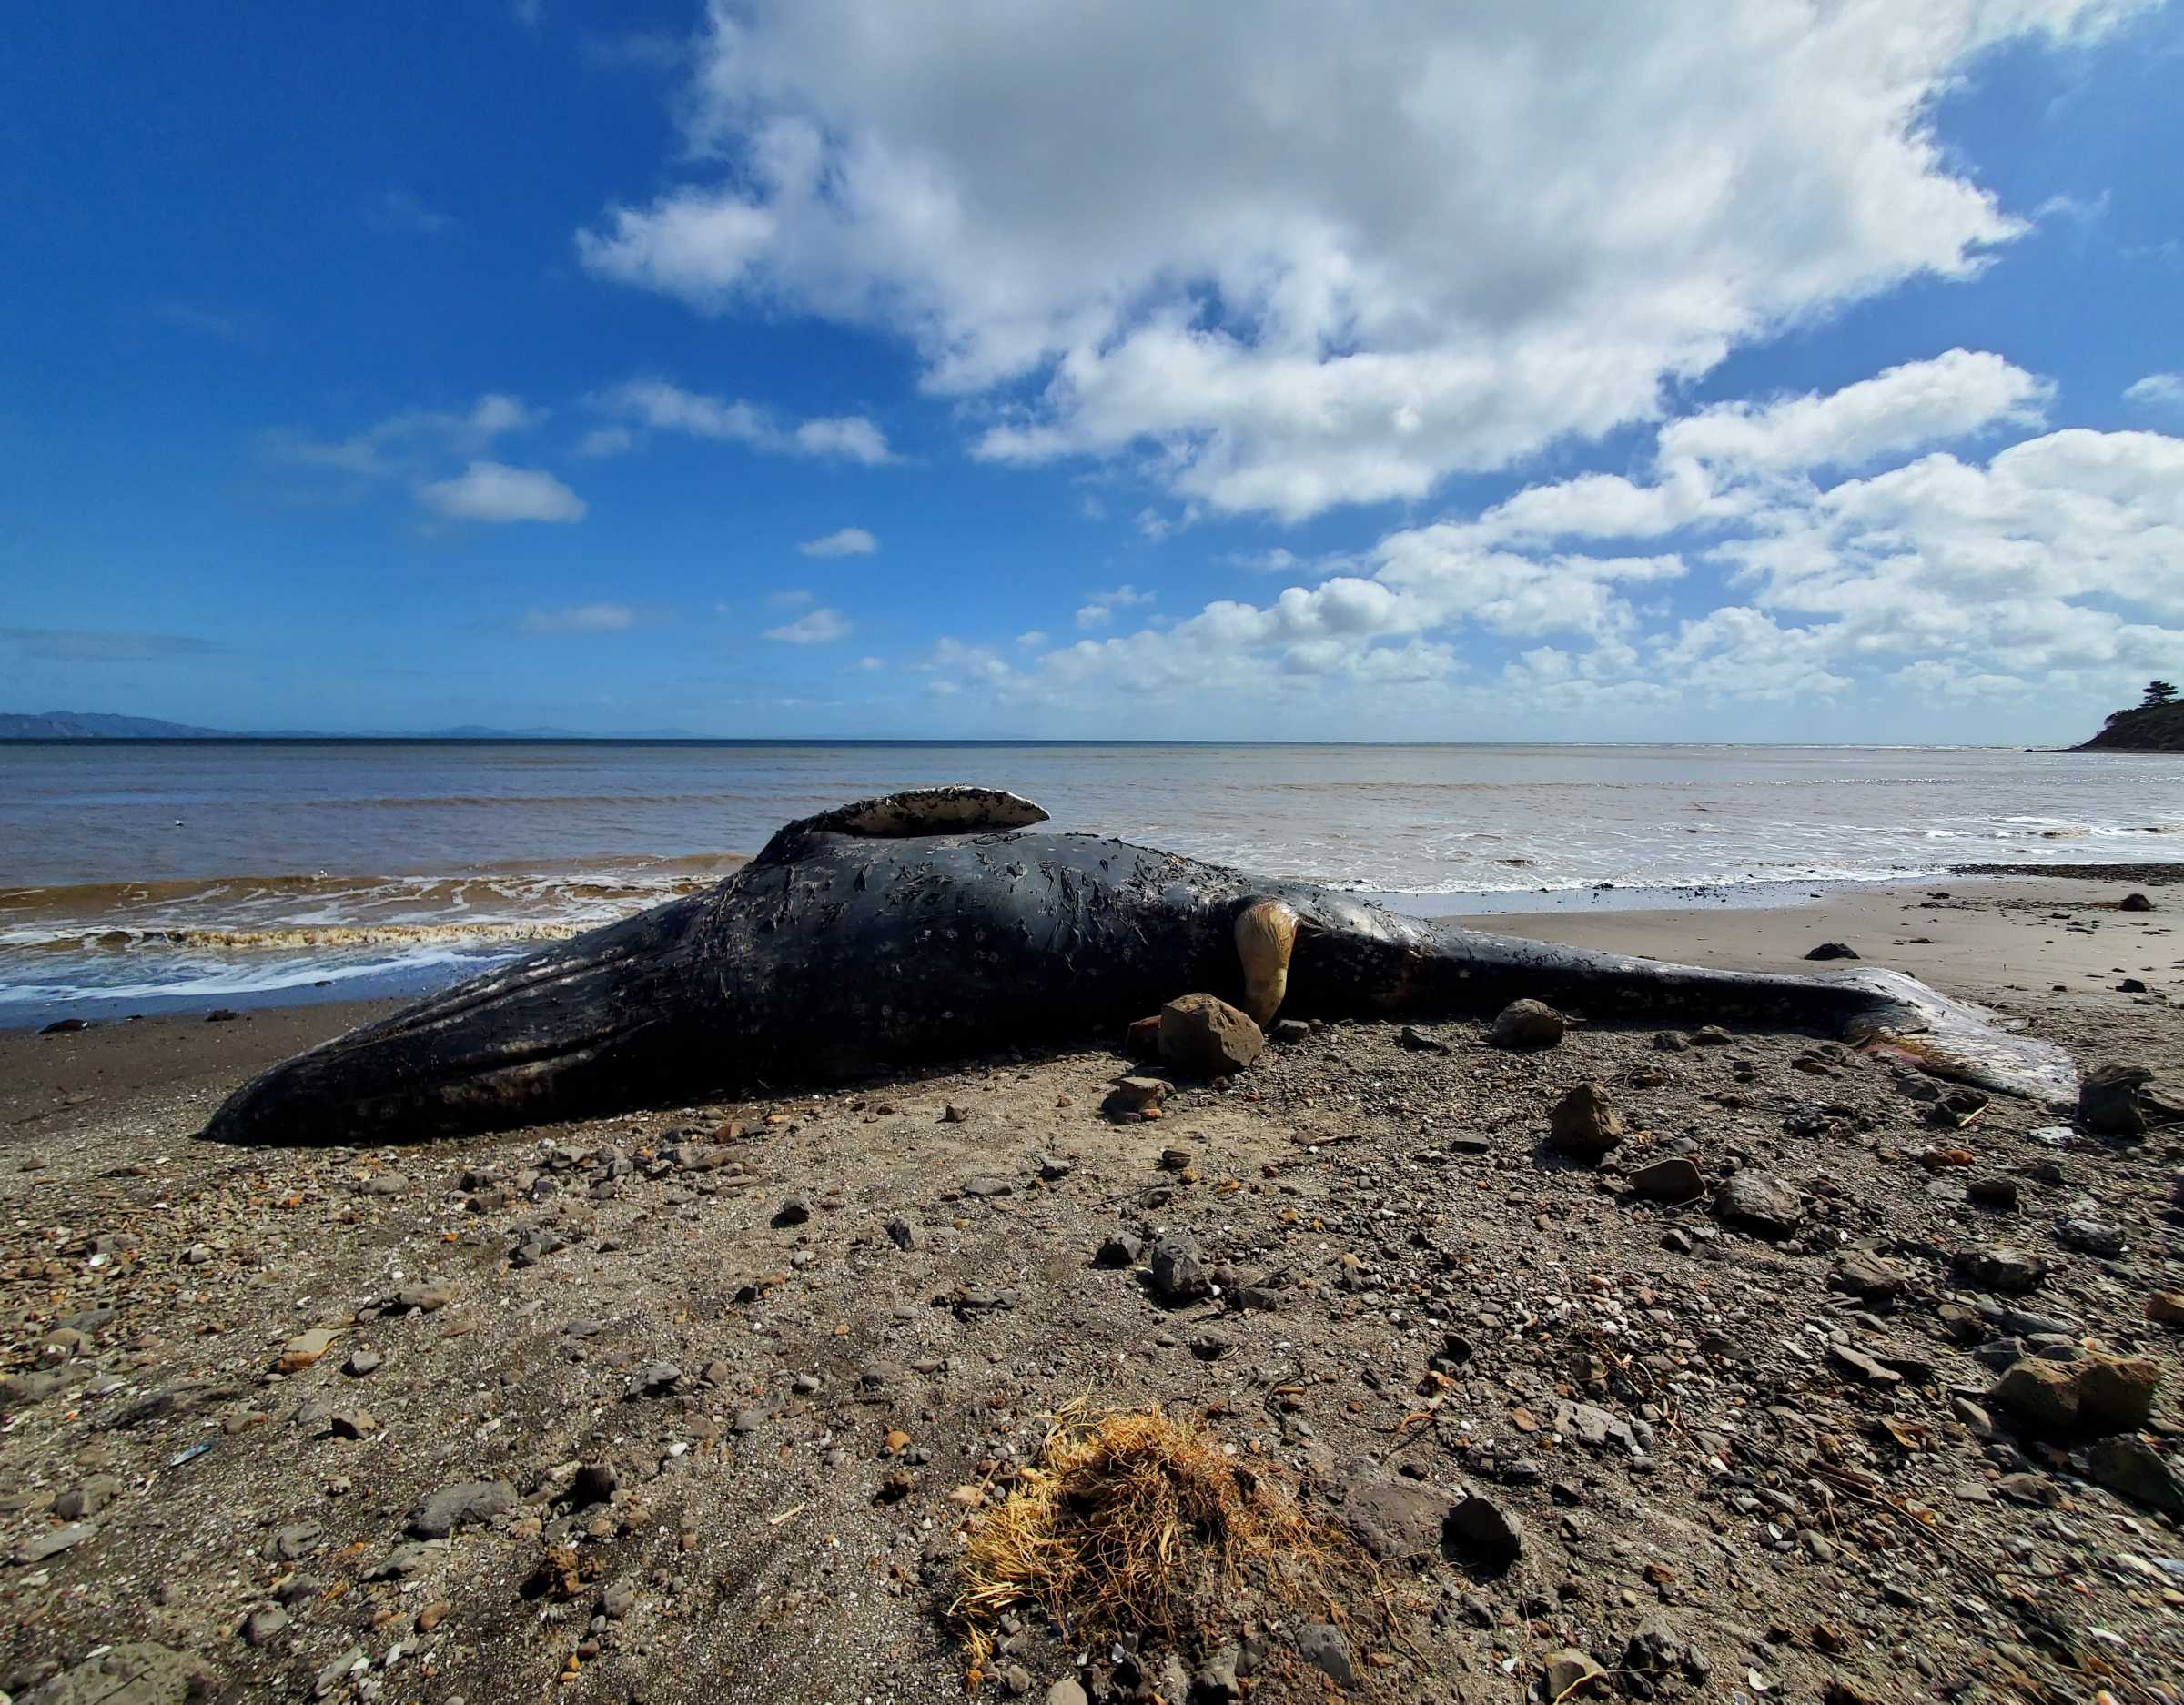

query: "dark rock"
(1830, 1252), (1905, 1303)
(1339, 1472), (1450, 1564)
(14, 1522), (96, 1565)
(1443, 1493), (1523, 1569)
(1294, 1623), (1354, 1689)
(2079, 1063), (2152, 1136)
(1627, 1155), (1703, 1201)
(1547, 1082), (1623, 1162)
(17, 1642), (211, 1705)
(2119, 892), (2154, 912)
(1095, 1232), (1144, 1268)
(1966, 1176), (2018, 1211)
(2086, 1436), (2184, 1517)
(2057, 1216), (2127, 1257)
(1951, 1245), (2048, 1295)
(1805, 942), (1859, 961)
(1270, 1018), (1312, 1044)
(1400, 1024), (1451, 1053)
(39, 1019), (91, 1035)
(774, 1196), (813, 1226)
(243, 1605), (290, 1647)
(1714, 1169), (1801, 1237)
(1490, 999), (1565, 1050)
(1149, 1234), (1211, 1302)
(1158, 994), (1264, 1077)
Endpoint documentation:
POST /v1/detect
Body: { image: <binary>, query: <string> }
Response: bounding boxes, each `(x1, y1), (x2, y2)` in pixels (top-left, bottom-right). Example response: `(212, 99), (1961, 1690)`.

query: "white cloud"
(903, 352), (2184, 731)
(768, 588), (814, 607)
(580, 0), (2149, 519)
(799, 526), (879, 557)
(419, 461), (586, 523)
(369, 188), (457, 237)
(593, 378), (892, 463)
(765, 607), (853, 643)
(273, 393), (545, 479)
(1015, 630), (1048, 648)
(854, 654), (885, 670)
(575, 424), (636, 459)
(2125, 372), (2184, 410)
(520, 602), (634, 634)
(1074, 583), (1156, 629)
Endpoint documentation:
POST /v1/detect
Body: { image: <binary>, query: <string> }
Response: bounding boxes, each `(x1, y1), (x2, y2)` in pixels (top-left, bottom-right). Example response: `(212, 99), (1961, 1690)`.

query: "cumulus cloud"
(419, 461), (587, 523)
(935, 351), (2184, 726)
(592, 379), (892, 463)
(765, 607), (853, 643)
(519, 602), (636, 635)
(799, 526), (878, 557)
(2126, 372), (2184, 410)
(579, 0), (2149, 519)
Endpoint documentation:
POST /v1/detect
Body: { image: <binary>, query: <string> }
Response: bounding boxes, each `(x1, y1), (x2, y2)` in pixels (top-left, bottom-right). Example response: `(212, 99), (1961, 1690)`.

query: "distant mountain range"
(0, 711), (701, 740)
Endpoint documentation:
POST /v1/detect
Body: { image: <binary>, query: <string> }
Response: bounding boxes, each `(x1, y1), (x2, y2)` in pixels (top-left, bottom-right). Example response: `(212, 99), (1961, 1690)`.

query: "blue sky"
(4, 0), (2182, 742)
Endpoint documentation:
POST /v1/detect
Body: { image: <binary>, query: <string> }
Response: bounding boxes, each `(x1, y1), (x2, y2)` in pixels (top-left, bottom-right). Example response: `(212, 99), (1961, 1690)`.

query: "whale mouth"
(200, 897), (714, 1145)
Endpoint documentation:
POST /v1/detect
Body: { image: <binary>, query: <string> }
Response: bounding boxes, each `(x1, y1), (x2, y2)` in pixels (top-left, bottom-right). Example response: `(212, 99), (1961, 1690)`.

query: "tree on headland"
(2143, 680), (2179, 709)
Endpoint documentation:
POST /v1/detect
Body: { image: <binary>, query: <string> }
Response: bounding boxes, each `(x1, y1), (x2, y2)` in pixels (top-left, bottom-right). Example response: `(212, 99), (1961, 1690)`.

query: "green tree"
(2144, 680), (2180, 708)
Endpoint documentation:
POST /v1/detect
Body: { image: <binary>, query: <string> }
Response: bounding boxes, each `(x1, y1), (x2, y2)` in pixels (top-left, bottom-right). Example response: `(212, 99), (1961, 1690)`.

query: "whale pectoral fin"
(754, 786), (1049, 863)
(1235, 897), (1300, 1026)
(1822, 967), (2078, 1109)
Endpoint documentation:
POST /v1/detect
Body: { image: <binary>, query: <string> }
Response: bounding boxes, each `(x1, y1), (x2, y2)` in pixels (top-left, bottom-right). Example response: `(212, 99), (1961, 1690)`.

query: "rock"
(1830, 1253), (1905, 1303)
(2077, 1355), (2161, 1432)
(14, 1522), (96, 1564)
(313, 1647), (368, 1700)
(1966, 1175), (2019, 1210)
(1124, 1014), (1162, 1057)
(1149, 1233), (1211, 1302)
(1489, 999), (1565, 1050)
(1688, 1025), (1733, 1046)
(1714, 1169), (1801, 1237)
(1095, 1231), (1144, 1268)
(329, 1409), (375, 1440)
(1627, 1155), (1702, 1202)
(1108, 1075), (1168, 1115)
(1045, 1682), (1088, 1705)
(1827, 1344), (1901, 1387)
(1623, 1614), (1688, 1678)
(2056, 1216), (2127, 1257)
(2086, 1436), (2184, 1517)
(406, 1478), (516, 1539)
(53, 1476), (121, 1520)
(1294, 1623), (1354, 1689)
(243, 1604), (290, 1646)
(774, 1195), (812, 1226)
(1950, 1245), (2047, 1295)
(1158, 994), (1264, 1077)
(18, 1642), (211, 1705)
(275, 1327), (337, 1372)
(39, 1018), (91, 1034)
(1339, 1472), (1451, 1563)
(1990, 1359), (2080, 1434)
(1805, 942), (1859, 961)
(1443, 1493), (1523, 1569)
(1543, 1648), (1609, 1698)
(1547, 1082), (1623, 1162)
(341, 1349), (381, 1377)
(2148, 1290), (2184, 1328)
(1270, 1017), (1311, 1044)
(2119, 891), (2154, 911)
(2079, 1062), (2152, 1136)
(1400, 1024), (1451, 1053)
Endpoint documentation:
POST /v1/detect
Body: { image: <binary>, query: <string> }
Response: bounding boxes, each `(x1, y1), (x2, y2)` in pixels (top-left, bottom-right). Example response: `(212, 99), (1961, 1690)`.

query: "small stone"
(1270, 1018), (1311, 1044)
(2078, 1062), (2152, 1136)
(406, 1479), (517, 1539)
(2057, 1216), (2127, 1257)
(1490, 999), (1565, 1049)
(774, 1196), (812, 1226)
(2119, 892), (2154, 912)
(1805, 942), (1859, 961)
(1096, 1231), (1145, 1268)
(329, 1408), (375, 1440)
(2077, 1355), (2161, 1432)
(1714, 1168), (1801, 1237)
(1989, 1359), (2079, 1433)
(1966, 1176), (2019, 1210)
(1400, 1024), (1451, 1052)
(1443, 1493), (1523, 1569)
(341, 1349), (381, 1377)
(1547, 1082), (1623, 1162)
(244, 1604), (291, 1646)
(1543, 1648), (1609, 1698)
(1045, 1681), (1089, 1705)
(53, 1476), (121, 1520)
(1627, 1155), (1702, 1201)
(315, 1646), (368, 1700)
(15, 1521), (96, 1564)
(275, 1327), (338, 1372)
(1149, 1233), (1210, 1302)
(1830, 1252), (1905, 1302)
(1950, 1245), (2047, 1296)
(2086, 1436), (2184, 1517)
(1108, 1075), (1168, 1113)
(1158, 993), (1264, 1077)
(2148, 1290), (2184, 1328)
(1294, 1623), (1355, 1689)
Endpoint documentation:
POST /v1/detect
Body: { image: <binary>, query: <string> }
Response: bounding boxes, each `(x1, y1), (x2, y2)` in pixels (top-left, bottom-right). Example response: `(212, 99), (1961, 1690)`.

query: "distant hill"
(0, 710), (228, 739)
(2078, 701), (2184, 752)
(0, 710), (703, 740)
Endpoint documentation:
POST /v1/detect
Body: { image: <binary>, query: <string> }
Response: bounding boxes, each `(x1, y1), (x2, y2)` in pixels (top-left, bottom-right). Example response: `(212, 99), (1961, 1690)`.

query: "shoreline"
(7, 863), (2172, 1033)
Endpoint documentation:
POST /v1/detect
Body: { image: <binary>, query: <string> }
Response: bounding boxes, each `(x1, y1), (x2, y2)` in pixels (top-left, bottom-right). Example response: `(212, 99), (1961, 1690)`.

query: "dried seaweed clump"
(951, 1401), (1350, 1681)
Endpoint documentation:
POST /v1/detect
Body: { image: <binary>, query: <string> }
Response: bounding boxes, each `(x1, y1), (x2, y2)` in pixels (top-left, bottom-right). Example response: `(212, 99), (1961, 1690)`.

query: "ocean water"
(5, 739), (2183, 1017)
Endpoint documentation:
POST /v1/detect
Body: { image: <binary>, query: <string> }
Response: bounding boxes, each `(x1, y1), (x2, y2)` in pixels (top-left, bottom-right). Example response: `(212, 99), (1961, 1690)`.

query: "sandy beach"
(2, 871), (2180, 1704)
